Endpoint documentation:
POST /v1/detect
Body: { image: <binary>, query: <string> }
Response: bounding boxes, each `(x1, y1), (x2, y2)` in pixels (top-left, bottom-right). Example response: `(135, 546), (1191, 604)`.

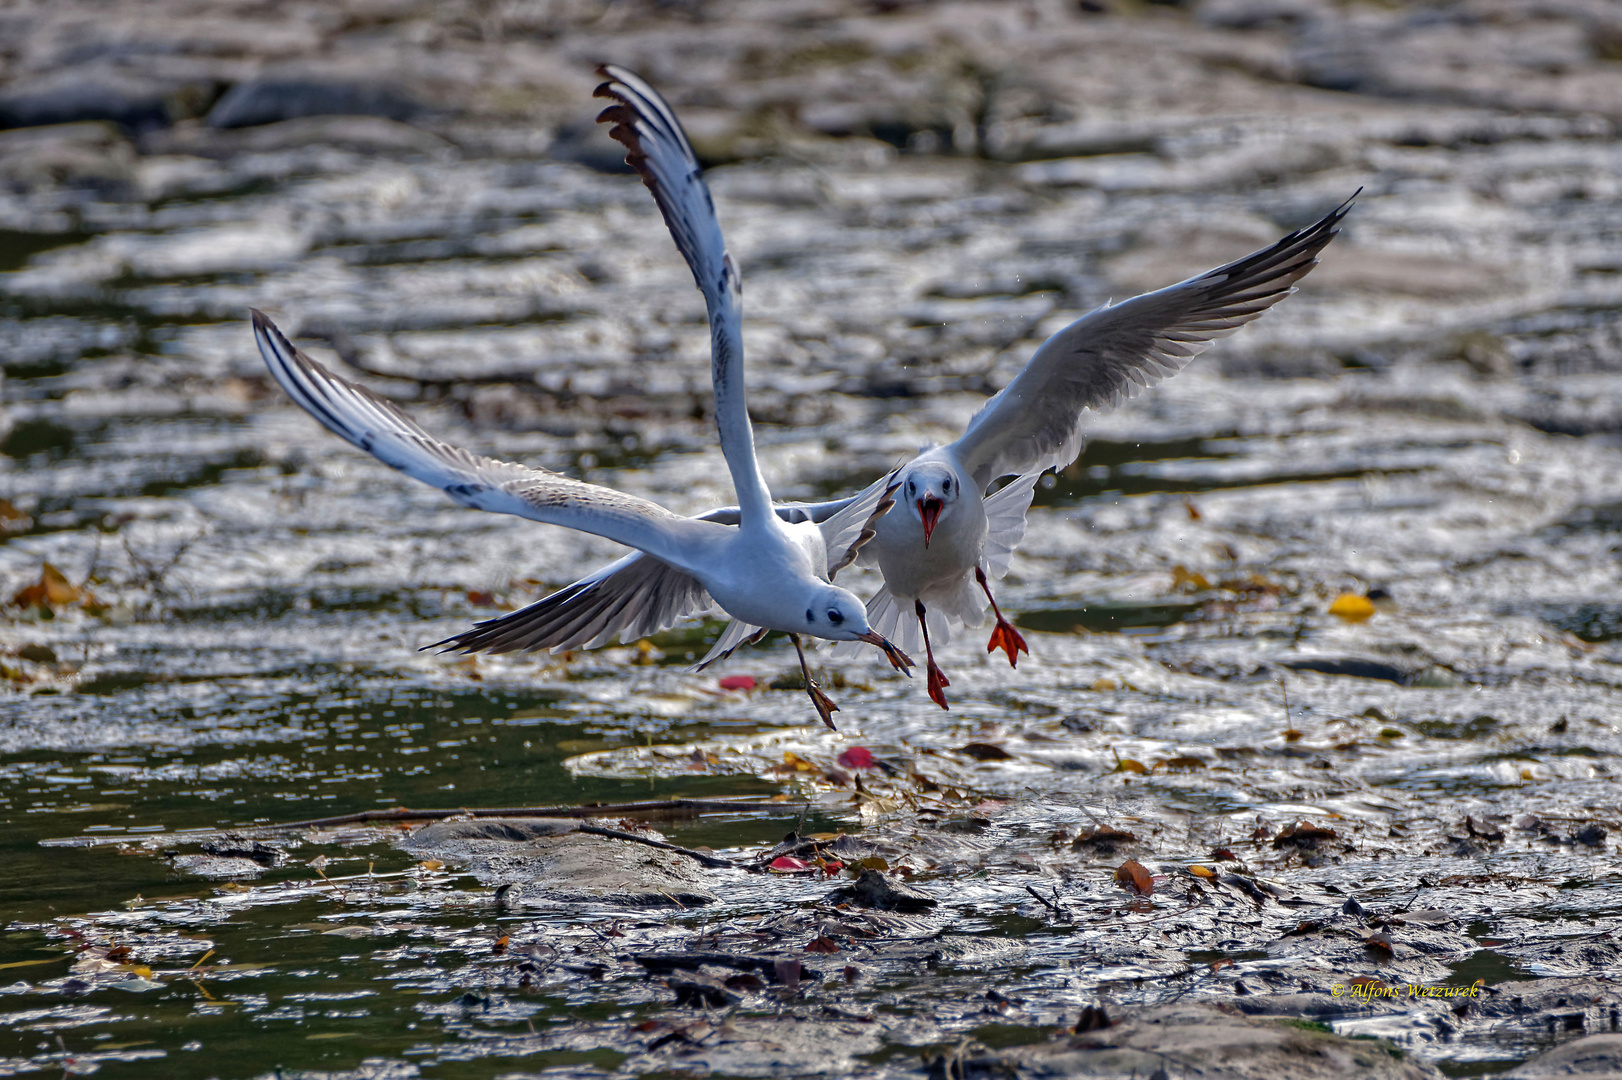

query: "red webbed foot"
(987, 618), (1029, 668)
(926, 661), (951, 710)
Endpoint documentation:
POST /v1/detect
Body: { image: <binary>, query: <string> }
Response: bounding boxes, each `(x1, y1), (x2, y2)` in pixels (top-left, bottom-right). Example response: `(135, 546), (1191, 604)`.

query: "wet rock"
(1506, 1034), (1622, 1078)
(169, 854), (274, 879)
(401, 819), (718, 908)
(0, 122), (135, 193)
(620, 1013), (891, 1076)
(208, 75), (424, 129)
(141, 116), (451, 159)
(0, 65), (218, 132)
(402, 817), (580, 851)
(830, 869), (937, 911)
(930, 1003), (1439, 1078)
(198, 836), (286, 867)
(633, 951), (821, 984)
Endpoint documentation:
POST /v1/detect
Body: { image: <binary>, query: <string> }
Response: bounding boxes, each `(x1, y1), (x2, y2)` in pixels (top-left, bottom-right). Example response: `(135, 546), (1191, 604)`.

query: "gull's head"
(803, 584), (915, 674)
(902, 462), (960, 547)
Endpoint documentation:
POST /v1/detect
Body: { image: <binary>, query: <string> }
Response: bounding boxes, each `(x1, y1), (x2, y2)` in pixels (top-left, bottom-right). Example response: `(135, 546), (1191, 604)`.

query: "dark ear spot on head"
(805, 609), (815, 624)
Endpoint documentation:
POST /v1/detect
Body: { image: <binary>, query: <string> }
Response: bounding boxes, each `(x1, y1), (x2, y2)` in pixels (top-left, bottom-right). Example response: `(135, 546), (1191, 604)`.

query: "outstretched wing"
(428, 551), (714, 655)
(951, 195), (1354, 488)
(252, 309), (713, 568)
(818, 470), (899, 577)
(594, 64), (774, 523)
(691, 618), (769, 671)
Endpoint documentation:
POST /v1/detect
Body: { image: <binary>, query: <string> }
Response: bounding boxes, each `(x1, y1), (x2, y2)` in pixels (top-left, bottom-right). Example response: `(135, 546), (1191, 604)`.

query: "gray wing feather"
(951, 195), (1354, 488)
(252, 309), (710, 566)
(428, 552), (713, 655)
(817, 470), (900, 578)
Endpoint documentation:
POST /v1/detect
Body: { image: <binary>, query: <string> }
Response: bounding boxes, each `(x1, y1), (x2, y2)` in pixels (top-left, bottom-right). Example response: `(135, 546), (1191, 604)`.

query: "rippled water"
(6, 11), (1622, 1075)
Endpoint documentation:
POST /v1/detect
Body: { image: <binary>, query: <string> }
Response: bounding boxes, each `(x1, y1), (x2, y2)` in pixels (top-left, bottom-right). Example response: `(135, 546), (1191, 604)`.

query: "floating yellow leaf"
(1091, 678), (1118, 692)
(1170, 565), (1210, 592)
(1111, 752), (1147, 775)
(1188, 865), (1217, 880)
(783, 751), (815, 772)
(1328, 593), (1376, 621)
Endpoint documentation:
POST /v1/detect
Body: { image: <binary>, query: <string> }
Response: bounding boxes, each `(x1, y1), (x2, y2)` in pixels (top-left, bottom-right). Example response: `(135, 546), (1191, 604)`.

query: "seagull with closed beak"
(249, 65), (916, 728)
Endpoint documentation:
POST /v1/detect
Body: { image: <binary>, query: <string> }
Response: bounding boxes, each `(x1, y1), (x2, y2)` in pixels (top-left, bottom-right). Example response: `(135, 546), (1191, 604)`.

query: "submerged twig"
(577, 823), (740, 870)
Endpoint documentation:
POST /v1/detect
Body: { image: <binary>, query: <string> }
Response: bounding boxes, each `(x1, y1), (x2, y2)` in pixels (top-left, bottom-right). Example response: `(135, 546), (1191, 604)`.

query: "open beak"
(857, 630), (914, 675)
(917, 496), (943, 547)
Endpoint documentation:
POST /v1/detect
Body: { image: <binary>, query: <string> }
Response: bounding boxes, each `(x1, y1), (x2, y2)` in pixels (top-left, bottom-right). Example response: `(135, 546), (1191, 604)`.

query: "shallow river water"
(4, 2), (1622, 1077)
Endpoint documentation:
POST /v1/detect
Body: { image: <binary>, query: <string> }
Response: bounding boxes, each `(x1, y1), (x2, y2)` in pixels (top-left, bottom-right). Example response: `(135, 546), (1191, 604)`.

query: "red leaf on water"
(836, 747), (875, 770)
(769, 856), (814, 873)
(719, 675), (757, 691)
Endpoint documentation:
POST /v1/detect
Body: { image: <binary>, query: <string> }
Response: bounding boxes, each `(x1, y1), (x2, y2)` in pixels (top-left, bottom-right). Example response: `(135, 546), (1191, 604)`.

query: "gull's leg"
(916, 600), (950, 710)
(977, 566), (1029, 668)
(791, 633), (839, 730)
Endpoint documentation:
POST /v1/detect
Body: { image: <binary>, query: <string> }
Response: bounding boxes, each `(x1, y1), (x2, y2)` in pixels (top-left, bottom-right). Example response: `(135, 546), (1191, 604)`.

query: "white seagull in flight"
(449, 70), (1354, 712)
(842, 194), (1354, 707)
(249, 65), (917, 728)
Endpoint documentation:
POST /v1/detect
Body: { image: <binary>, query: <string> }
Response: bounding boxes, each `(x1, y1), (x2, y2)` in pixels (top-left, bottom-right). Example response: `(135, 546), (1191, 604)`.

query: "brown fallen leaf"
(12, 563), (81, 610)
(1273, 822), (1340, 849)
(1155, 755), (1207, 771)
(1114, 859), (1153, 896)
(804, 936), (840, 954)
(955, 742), (1013, 761)
(1071, 826), (1139, 854)
(1211, 847), (1238, 862)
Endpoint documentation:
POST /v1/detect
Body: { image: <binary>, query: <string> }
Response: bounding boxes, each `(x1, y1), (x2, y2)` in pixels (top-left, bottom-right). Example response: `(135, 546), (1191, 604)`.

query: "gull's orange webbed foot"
(987, 618), (1029, 668)
(926, 661), (951, 710)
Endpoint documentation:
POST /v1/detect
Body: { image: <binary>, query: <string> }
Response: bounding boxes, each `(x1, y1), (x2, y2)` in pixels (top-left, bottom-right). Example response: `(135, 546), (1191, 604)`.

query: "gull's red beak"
(917, 496), (943, 547)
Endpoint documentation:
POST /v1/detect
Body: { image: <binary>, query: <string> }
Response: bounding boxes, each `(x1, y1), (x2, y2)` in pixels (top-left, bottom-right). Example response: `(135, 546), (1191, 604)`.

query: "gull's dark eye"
(942, 478), (952, 493)
(805, 609), (815, 624)
(906, 480), (915, 495)
(827, 608), (844, 626)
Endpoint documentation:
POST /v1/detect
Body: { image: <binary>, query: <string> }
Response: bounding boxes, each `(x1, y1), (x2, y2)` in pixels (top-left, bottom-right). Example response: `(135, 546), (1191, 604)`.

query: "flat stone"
(141, 115), (450, 159)
(208, 76), (423, 129)
(0, 122), (135, 193)
(1506, 1034), (1622, 1078)
(0, 65), (217, 132)
(401, 818), (718, 908)
(933, 1003), (1441, 1079)
(831, 868), (937, 911)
